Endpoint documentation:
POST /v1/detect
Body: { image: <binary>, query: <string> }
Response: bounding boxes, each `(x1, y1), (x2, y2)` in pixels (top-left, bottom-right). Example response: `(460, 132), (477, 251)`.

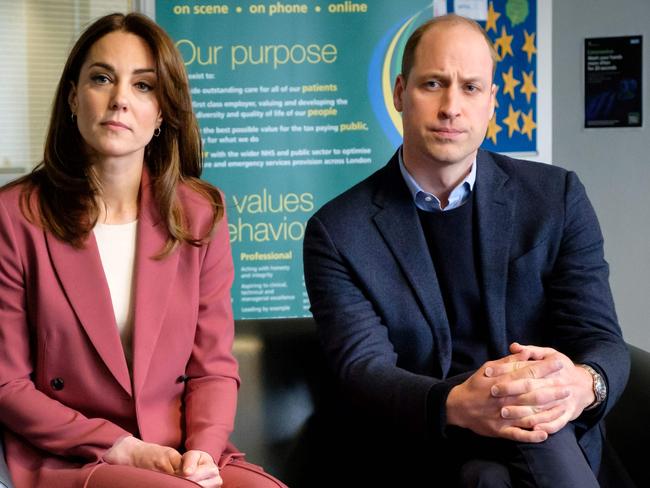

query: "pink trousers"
(85, 459), (287, 488)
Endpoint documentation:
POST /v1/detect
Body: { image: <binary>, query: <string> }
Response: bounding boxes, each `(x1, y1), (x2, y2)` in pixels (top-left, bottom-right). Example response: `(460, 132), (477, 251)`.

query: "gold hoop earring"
(154, 127), (161, 137)
(71, 112), (76, 122)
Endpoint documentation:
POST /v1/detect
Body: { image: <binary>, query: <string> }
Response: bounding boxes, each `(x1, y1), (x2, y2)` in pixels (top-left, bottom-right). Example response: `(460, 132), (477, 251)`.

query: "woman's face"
(68, 31), (163, 163)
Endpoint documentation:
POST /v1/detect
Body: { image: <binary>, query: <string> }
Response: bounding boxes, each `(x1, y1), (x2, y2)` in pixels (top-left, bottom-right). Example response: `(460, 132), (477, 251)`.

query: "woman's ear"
(68, 81), (78, 114)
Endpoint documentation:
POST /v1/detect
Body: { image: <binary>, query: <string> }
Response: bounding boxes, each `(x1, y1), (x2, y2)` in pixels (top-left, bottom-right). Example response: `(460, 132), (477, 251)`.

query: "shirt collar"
(398, 147), (476, 212)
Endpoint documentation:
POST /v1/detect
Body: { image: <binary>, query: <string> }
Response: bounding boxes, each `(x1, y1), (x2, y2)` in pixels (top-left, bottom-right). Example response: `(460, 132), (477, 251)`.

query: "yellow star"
(503, 104), (521, 138)
(522, 30), (537, 63)
(520, 108), (537, 141)
(485, 2), (500, 33)
(494, 25), (514, 60)
(520, 70), (537, 104)
(501, 66), (520, 100)
(486, 114), (502, 145)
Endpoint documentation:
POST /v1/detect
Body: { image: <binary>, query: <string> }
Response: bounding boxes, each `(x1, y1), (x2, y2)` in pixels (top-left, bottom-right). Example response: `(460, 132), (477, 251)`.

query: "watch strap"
(579, 364), (607, 411)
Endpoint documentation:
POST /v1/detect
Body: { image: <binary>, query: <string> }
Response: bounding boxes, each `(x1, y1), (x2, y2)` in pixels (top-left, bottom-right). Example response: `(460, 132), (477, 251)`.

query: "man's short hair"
(401, 14), (499, 83)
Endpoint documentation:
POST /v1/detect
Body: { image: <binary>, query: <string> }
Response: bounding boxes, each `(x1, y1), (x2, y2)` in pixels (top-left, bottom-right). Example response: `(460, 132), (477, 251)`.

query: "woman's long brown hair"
(14, 12), (222, 257)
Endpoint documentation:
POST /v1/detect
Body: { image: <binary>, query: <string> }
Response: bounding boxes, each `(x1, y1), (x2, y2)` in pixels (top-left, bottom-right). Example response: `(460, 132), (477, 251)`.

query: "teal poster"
(155, 0), (537, 319)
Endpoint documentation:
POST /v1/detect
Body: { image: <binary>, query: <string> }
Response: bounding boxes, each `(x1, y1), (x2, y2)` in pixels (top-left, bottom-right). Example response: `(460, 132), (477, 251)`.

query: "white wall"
(0, 3), (29, 172)
(553, 0), (650, 350)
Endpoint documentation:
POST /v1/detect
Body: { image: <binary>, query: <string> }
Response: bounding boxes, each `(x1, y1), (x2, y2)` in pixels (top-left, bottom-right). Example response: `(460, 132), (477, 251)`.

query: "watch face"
(594, 374), (607, 402)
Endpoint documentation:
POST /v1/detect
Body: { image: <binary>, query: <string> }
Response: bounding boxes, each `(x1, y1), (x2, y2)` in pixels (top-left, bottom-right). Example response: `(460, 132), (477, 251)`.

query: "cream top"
(93, 220), (138, 372)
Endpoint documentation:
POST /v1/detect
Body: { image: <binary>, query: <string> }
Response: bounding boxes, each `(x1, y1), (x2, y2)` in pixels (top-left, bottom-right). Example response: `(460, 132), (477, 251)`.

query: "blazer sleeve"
(182, 210), (240, 461)
(0, 198), (130, 461)
(304, 214), (447, 440)
(545, 171), (629, 424)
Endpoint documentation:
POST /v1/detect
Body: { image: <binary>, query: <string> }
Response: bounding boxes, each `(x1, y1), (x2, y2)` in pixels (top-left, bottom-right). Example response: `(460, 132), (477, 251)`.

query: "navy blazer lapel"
(131, 171), (180, 395)
(372, 156), (452, 373)
(45, 230), (132, 396)
(475, 150), (515, 357)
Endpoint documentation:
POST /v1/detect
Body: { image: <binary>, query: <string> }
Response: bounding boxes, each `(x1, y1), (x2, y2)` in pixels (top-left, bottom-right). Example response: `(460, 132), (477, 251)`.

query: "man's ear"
(393, 74), (406, 113)
(489, 83), (497, 119)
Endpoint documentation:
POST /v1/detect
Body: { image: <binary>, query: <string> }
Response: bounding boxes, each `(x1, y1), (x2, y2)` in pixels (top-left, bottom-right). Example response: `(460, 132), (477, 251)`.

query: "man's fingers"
(484, 358), (532, 377)
(490, 376), (567, 398)
(500, 404), (543, 419)
(533, 413), (570, 435)
(514, 386), (571, 407)
(501, 404), (566, 429)
(511, 357), (563, 380)
(487, 357), (563, 380)
(510, 343), (558, 359)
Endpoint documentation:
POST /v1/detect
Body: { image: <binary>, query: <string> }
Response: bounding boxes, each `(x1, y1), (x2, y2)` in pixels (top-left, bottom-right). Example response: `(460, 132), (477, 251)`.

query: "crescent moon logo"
(368, 7), (430, 149)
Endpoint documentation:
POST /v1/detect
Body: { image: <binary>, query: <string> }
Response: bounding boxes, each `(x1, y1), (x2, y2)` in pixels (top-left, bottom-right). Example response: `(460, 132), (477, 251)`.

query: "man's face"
(394, 23), (496, 170)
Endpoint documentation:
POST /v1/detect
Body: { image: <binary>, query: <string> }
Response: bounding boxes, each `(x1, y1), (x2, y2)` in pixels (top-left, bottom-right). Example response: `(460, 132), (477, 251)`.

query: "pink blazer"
(0, 171), (240, 487)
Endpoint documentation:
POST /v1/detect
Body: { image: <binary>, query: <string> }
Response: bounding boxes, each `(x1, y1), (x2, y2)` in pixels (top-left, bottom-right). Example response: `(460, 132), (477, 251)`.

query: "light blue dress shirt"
(398, 148), (476, 212)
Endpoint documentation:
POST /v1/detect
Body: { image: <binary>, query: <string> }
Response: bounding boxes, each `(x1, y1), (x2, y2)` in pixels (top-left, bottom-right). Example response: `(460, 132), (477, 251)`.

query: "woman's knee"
(220, 460), (287, 488)
(86, 464), (200, 488)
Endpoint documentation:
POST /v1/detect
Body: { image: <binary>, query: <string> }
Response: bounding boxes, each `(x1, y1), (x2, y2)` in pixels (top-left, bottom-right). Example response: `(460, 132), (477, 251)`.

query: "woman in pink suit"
(0, 12), (286, 488)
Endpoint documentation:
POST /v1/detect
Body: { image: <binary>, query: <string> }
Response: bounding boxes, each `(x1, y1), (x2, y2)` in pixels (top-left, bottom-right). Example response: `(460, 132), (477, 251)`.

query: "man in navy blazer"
(303, 14), (629, 487)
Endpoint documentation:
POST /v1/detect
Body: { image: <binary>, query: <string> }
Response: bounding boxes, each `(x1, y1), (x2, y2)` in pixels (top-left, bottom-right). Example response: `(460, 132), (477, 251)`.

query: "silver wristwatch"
(580, 364), (607, 410)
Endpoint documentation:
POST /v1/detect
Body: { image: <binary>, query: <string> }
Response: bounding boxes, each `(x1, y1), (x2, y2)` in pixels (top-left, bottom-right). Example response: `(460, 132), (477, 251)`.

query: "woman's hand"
(103, 435), (182, 474)
(179, 450), (223, 487)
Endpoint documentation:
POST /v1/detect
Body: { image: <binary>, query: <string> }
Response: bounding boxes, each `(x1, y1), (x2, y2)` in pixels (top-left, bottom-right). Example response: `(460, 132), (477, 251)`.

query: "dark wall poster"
(585, 35), (642, 128)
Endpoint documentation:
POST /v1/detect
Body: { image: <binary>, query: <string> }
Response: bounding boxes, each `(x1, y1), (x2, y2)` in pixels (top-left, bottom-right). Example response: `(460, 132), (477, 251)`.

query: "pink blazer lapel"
(45, 230), (132, 396)
(131, 171), (180, 395)
(44, 171), (181, 398)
